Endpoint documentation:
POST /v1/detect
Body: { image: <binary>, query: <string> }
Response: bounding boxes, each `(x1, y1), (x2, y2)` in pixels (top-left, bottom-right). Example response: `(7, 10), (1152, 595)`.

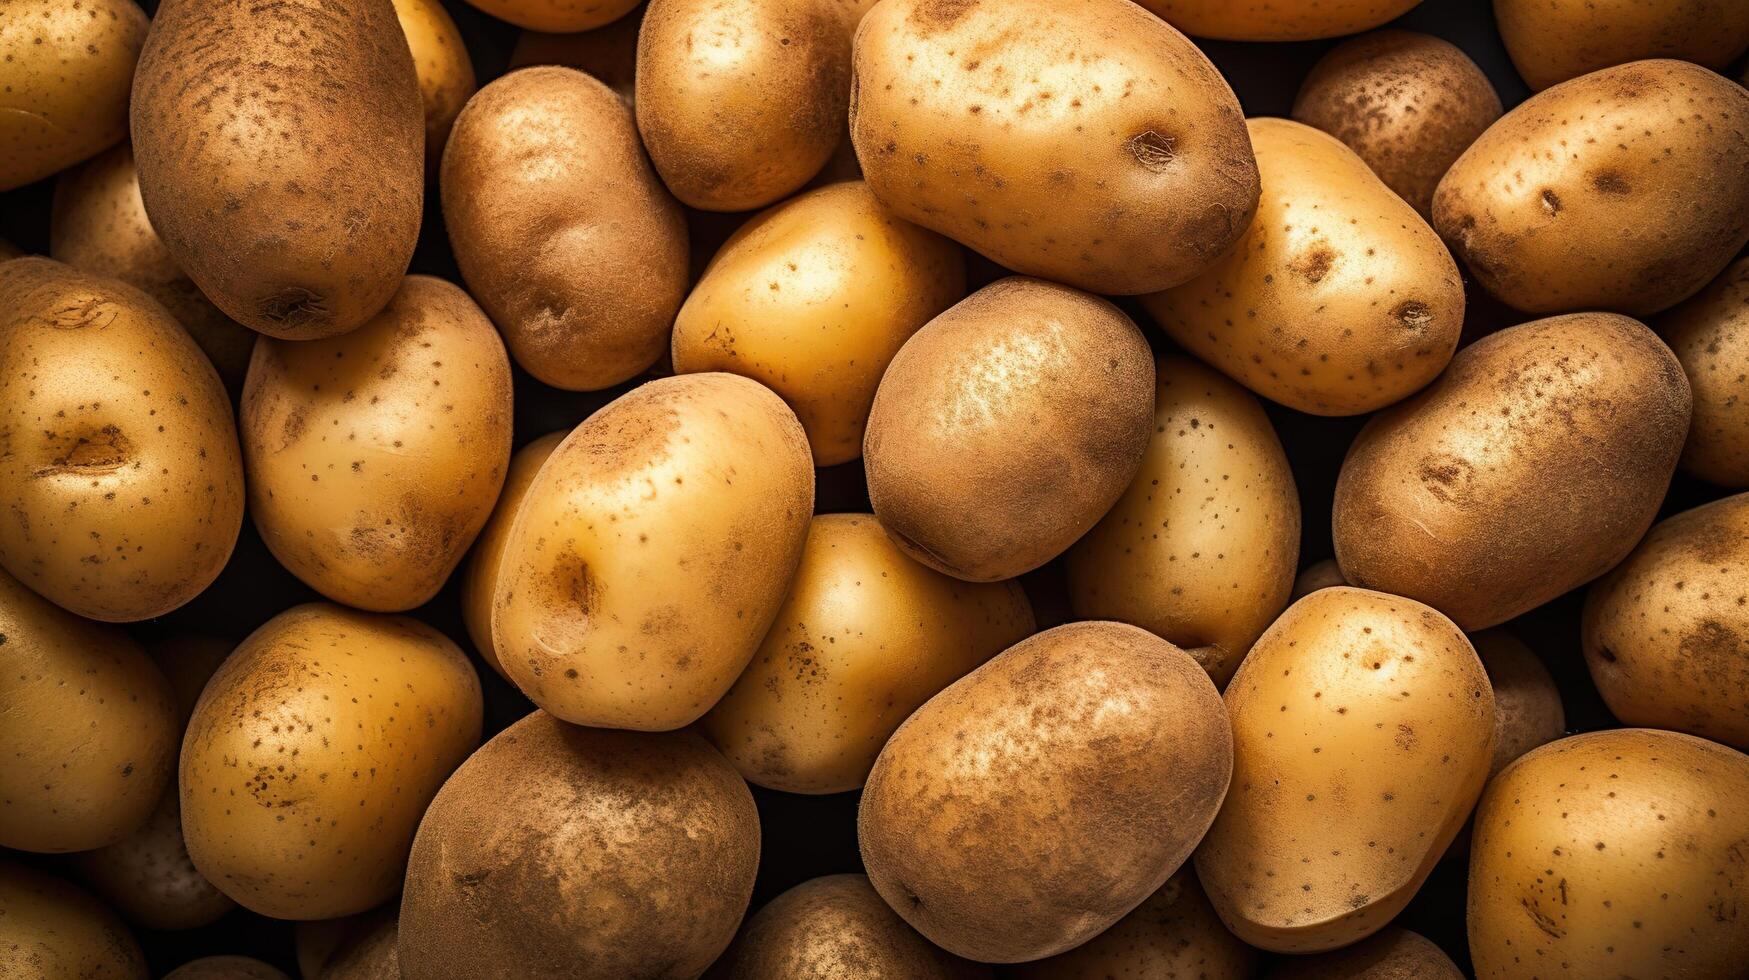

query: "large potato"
(463, 0), (639, 31)
(864, 278), (1154, 582)
(1195, 587), (1494, 952)
(0, 860), (146, 979)
(242, 275), (513, 612)
(460, 431), (567, 679)
(443, 67), (687, 390)
(1473, 630), (1565, 777)
(392, 0), (477, 170)
(1064, 357), (1299, 685)
(1008, 868), (1259, 980)
(1333, 313), (1690, 630)
(1469, 729), (1749, 977)
(1135, 0), (1421, 41)
(0, 0), (146, 191)
(672, 182), (965, 465)
(1145, 118), (1464, 416)
(0, 259), (244, 622)
(849, 0), (1258, 295)
(400, 712), (759, 980)
(1266, 927), (1460, 979)
(1660, 257), (1749, 486)
(1433, 60), (1749, 317)
(859, 622), (1232, 962)
(181, 604), (482, 919)
(132, 0), (423, 339)
(1495, 0), (1749, 91)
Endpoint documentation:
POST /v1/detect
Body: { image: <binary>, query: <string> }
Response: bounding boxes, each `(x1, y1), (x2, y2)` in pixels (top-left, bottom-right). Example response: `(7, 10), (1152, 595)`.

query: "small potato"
(1135, 0), (1422, 41)
(1195, 588), (1494, 953)
(1145, 118), (1464, 416)
(509, 9), (643, 100)
(1433, 60), (1749, 317)
(0, 0), (146, 191)
(392, 0), (477, 170)
(864, 278), (1154, 582)
(1007, 869), (1259, 980)
(164, 957), (290, 980)
(1473, 630), (1565, 776)
(1291, 559), (1349, 601)
(859, 622), (1232, 963)
(444, 67), (687, 390)
(242, 275), (513, 612)
(1495, 0), (1749, 91)
(672, 181), (966, 465)
(462, 0), (639, 31)
(1292, 30), (1503, 218)
(701, 513), (1034, 794)
(850, 0), (1258, 295)
(0, 860), (146, 979)
(1065, 357), (1299, 685)
(1468, 729), (1749, 977)
(1660, 257), (1749, 486)
(460, 431), (567, 679)
(1333, 313), (1690, 630)
(400, 712), (760, 980)
(1266, 927), (1461, 979)
(181, 604), (482, 919)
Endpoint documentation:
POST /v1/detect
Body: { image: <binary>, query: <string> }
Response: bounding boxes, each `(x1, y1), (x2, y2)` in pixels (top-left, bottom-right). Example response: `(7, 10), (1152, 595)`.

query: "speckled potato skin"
(163, 957), (291, 980)
(242, 275), (513, 612)
(131, 0), (423, 340)
(672, 182), (966, 465)
(1146, 119), (1464, 416)
(701, 514), (1034, 794)
(463, 0), (640, 31)
(1333, 313), (1691, 631)
(1135, 0), (1422, 41)
(1433, 60), (1749, 317)
(443, 67), (687, 390)
(1473, 630), (1565, 778)
(509, 9), (642, 100)
(1468, 729), (1749, 978)
(392, 0), (477, 171)
(1660, 257), (1749, 487)
(849, 0), (1258, 295)
(0, 860), (147, 980)
(400, 712), (760, 980)
(0, 0), (146, 192)
(460, 431), (567, 680)
(1266, 927), (1461, 979)
(859, 621), (1233, 963)
(1195, 588), (1494, 953)
(1495, 0), (1749, 92)
(180, 603), (483, 920)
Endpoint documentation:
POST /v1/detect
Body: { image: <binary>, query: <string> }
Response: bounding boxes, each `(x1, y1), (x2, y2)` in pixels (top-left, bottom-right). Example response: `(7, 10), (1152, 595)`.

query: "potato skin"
(1265, 927), (1460, 980)
(0, 860), (146, 980)
(464, 0), (640, 31)
(1468, 729), (1749, 978)
(1660, 257), (1749, 487)
(392, 0), (477, 170)
(1195, 588), (1494, 953)
(0, 0), (146, 192)
(859, 621), (1233, 963)
(1291, 558), (1349, 601)
(1333, 313), (1691, 631)
(508, 10), (643, 101)
(1473, 630), (1565, 777)
(164, 957), (291, 980)
(400, 712), (760, 980)
(1135, 0), (1421, 41)
(132, 0), (423, 339)
(1065, 357), (1299, 685)
(443, 66), (687, 390)
(1495, 0), (1749, 92)
(1433, 60), (1749, 317)
(460, 431), (567, 680)
(300, 910), (400, 980)
(849, 0), (1258, 295)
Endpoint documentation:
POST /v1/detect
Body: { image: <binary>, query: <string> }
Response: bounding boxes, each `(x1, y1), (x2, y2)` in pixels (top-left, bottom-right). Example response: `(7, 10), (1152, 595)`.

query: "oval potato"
(1007, 869), (1259, 980)
(460, 431), (567, 679)
(392, 0), (477, 170)
(1473, 629), (1565, 776)
(0, 860), (146, 980)
(462, 0), (639, 32)
(1135, 0), (1421, 41)
(0, 0), (146, 191)
(1659, 257), (1749, 487)
(1495, 0), (1749, 91)
(1266, 927), (1461, 979)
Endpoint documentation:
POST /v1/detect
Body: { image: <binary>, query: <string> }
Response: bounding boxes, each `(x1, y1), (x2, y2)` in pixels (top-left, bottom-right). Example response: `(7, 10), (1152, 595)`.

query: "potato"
(701, 513), (1034, 793)
(1292, 559), (1349, 601)
(1065, 357), (1299, 685)
(849, 0), (1258, 295)
(1145, 118), (1464, 416)
(0, 860), (146, 979)
(1433, 60), (1749, 317)
(298, 909), (399, 980)
(0, 259), (245, 621)
(1135, 0), (1422, 41)
(1292, 31), (1503, 218)
(443, 66), (687, 390)
(1195, 587), (1494, 952)
(864, 278), (1153, 582)
(1495, 0), (1749, 91)
(509, 8), (643, 100)
(460, 431), (567, 679)
(132, 0), (423, 340)
(164, 958), (291, 980)
(400, 712), (759, 980)
(859, 621), (1232, 962)
(181, 603), (482, 919)
(1473, 630), (1565, 776)
(241, 275), (513, 612)
(1468, 729), (1749, 977)
(672, 182), (965, 465)
(1660, 257), (1749, 486)
(1333, 313), (1690, 630)
(463, 0), (639, 31)
(392, 0), (477, 170)
(0, 0), (146, 192)
(1267, 927), (1460, 979)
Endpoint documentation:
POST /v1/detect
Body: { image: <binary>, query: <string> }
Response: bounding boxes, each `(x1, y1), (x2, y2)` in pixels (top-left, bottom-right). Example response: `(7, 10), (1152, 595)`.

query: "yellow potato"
(508, 9), (643, 101)
(1008, 869), (1260, 980)
(672, 181), (965, 465)
(460, 431), (567, 680)
(164, 957), (290, 980)
(1065, 357), (1299, 685)
(1495, 0), (1749, 91)
(1469, 729), (1749, 977)
(1267, 927), (1461, 979)
(463, 0), (639, 32)
(1195, 587), (1494, 953)
(1659, 257), (1749, 486)
(1473, 629), (1565, 776)
(850, 0), (1258, 295)
(242, 275), (513, 612)
(0, 860), (146, 979)
(1291, 559), (1349, 601)
(181, 603), (482, 919)
(0, 0), (146, 191)
(1136, 0), (1422, 41)
(392, 0), (477, 170)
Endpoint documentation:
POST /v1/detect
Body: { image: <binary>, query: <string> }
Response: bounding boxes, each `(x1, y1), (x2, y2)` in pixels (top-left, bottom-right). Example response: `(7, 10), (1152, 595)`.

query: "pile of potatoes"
(3, 0), (1749, 976)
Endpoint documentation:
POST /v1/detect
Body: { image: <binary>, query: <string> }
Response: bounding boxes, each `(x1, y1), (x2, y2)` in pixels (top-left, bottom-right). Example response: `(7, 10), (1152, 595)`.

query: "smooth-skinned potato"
(1660, 257), (1749, 486)
(0, 860), (146, 979)
(463, 0), (639, 32)
(1135, 0), (1422, 41)
(1473, 630), (1565, 777)
(1267, 927), (1461, 979)
(460, 431), (567, 680)
(1495, 0), (1749, 91)
(164, 957), (291, 980)
(0, 0), (146, 192)
(392, 0), (477, 170)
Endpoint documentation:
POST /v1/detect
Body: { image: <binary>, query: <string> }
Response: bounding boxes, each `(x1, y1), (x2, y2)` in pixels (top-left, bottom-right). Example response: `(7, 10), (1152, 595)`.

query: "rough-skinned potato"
(1495, 0), (1749, 91)
(392, 0), (477, 170)
(461, 431), (567, 679)
(1007, 869), (1259, 980)
(462, 0), (640, 32)
(0, 860), (146, 979)
(1267, 927), (1461, 979)
(1135, 0), (1422, 41)
(0, 0), (146, 192)
(1659, 257), (1749, 486)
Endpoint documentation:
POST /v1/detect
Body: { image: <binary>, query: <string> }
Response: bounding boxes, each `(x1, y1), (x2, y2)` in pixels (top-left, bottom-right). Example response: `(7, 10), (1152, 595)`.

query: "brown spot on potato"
(1127, 130), (1178, 171)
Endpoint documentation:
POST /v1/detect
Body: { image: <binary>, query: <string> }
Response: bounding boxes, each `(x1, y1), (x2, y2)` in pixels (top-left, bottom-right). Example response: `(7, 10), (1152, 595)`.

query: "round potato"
(392, 0), (477, 170)
(132, 0), (423, 339)
(1468, 729), (1749, 977)
(0, 0), (146, 192)
(164, 957), (290, 980)
(1065, 357), (1299, 685)
(400, 712), (759, 980)
(1473, 630), (1565, 777)
(0, 860), (146, 979)
(1333, 313), (1690, 631)
(1267, 927), (1460, 979)
(672, 181), (966, 465)
(849, 0), (1258, 295)
(864, 278), (1154, 582)
(462, 0), (639, 31)
(1433, 60), (1749, 317)
(460, 431), (567, 679)
(1660, 257), (1749, 487)
(508, 8), (642, 100)
(444, 66), (687, 390)
(1495, 0), (1749, 91)
(859, 621), (1232, 963)
(1292, 559), (1349, 601)
(242, 274), (513, 612)
(181, 603), (483, 919)
(702, 513), (1034, 794)
(1135, 0), (1421, 41)
(1195, 587), (1494, 953)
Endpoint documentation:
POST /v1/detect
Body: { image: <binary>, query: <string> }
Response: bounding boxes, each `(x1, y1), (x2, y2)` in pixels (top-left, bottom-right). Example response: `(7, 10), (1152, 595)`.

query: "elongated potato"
(1268, 927), (1461, 979)
(461, 432), (567, 679)
(392, 0), (477, 170)
(1660, 257), (1749, 486)
(1136, 0), (1421, 41)
(1008, 869), (1259, 980)
(1495, 0), (1749, 91)
(1473, 630), (1565, 777)
(463, 0), (640, 31)
(0, 860), (146, 979)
